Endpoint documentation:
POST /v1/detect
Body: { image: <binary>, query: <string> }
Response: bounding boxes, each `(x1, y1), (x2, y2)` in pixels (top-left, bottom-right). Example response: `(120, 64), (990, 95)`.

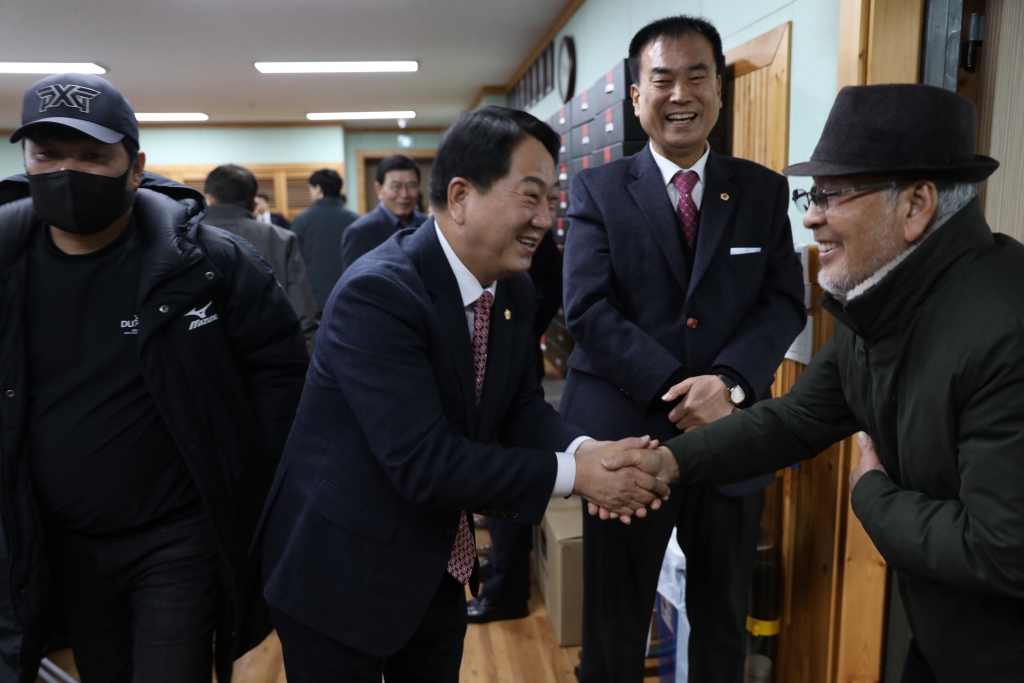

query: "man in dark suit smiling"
(258, 106), (670, 682)
(560, 16), (807, 683)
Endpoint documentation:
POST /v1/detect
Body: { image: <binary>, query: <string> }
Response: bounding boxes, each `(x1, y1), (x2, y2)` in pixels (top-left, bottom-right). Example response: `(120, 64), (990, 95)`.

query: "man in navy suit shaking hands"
(258, 106), (670, 682)
(560, 15), (807, 683)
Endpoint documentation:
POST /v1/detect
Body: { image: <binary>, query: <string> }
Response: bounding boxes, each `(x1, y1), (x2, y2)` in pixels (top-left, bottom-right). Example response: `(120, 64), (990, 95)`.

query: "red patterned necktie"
(672, 170), (700, 248)
(447, 290), (494, 584)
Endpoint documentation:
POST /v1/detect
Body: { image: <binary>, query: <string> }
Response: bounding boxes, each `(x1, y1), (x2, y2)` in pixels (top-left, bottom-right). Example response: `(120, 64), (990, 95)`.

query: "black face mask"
(28, 165), (136, 236)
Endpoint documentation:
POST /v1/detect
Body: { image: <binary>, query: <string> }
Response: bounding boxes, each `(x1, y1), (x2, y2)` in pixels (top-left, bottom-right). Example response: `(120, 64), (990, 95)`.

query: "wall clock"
(558, 35), (576, 104)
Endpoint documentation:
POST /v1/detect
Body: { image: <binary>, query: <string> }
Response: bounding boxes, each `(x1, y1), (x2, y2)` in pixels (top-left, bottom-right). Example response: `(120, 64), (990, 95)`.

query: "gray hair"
(886, 181), (975, 226)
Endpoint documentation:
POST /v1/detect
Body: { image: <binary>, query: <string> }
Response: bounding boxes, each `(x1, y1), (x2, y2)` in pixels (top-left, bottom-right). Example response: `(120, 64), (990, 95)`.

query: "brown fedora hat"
(783, 84), (998, 182)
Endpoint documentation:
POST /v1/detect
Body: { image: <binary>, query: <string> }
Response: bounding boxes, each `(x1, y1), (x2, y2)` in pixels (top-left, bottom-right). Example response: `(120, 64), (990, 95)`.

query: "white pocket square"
(730, 247), (762, 255)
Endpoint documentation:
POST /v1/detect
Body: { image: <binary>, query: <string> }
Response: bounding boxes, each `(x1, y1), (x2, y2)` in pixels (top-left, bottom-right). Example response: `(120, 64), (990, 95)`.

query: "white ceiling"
(0, 0), (560, 129)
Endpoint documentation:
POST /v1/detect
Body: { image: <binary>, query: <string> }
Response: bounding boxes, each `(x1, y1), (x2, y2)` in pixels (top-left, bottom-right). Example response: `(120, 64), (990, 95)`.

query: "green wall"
(527, 0), (842, 244)
(139, 125), (345, 166)
(0, 142), (24, 179)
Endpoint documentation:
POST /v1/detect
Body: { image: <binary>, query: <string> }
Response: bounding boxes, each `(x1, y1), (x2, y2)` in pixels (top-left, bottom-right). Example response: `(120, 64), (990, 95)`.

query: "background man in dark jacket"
(560, 17), (806, 682)
(608, 84), (1017, 683)
(291, 168), (359, 312)
(0, 73), (308, 683)
(254, 192), (291, 230)
(340, 153), (428, 273)
(203, 164), (320, 355)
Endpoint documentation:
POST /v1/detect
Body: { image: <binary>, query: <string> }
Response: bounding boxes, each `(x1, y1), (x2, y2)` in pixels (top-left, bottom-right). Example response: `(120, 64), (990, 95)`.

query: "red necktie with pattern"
(672, 170), (700, 248)
(447, 290), (494, 584)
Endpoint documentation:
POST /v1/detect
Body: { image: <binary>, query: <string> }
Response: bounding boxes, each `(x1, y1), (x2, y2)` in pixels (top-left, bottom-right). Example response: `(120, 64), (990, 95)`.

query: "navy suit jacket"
(561, 145), (805, 495)
(340, 202), (428, 274)
(259, 219), (584, 655)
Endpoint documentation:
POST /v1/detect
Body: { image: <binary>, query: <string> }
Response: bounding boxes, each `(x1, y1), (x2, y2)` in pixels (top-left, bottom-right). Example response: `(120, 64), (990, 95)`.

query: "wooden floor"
(39, 526), (660, 682)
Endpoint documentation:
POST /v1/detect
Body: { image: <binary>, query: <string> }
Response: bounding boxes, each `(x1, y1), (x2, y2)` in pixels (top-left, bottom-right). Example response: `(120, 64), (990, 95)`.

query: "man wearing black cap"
(604, 83), (1020, 683)
(0, 73), (308, 681)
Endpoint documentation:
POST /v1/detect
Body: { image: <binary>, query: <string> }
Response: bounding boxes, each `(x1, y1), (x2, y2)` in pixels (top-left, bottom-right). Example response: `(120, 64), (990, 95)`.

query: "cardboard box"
(550, 105), (571, 134)
(595, 58), (632, 109)
(570, 87), (597, 127)
(571, 121), (596, 158)
(588, 141), (648, 168)
(556, 189), (570, 218)
(598, 100), (648, 146)
(571, 155), (591, 177)
(558, 133), (571, 163)
(535, 500), (584, 646)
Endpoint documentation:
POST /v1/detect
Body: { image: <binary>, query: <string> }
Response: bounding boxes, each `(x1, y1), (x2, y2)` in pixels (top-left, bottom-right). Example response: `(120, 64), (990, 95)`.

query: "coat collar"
(626, 146), (737, 296)
(689, 150), (738, 297)
(410, 219), (478, 426)
(628, 145), (690, 292)
(405, 219), (517, 437)
(820, 197), (994, 344)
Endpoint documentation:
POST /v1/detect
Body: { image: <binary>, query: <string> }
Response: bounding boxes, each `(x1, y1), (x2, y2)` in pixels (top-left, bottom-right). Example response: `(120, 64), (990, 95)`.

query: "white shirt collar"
(434, 222), (496, 307)
(650, 142), (711, 189)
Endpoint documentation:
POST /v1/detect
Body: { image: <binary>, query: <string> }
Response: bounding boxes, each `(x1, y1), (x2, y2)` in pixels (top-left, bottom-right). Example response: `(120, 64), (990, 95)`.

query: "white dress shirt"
(256, 210), (272, 224)
(435, 224), (587, 497)
(651, 142), (711, 210)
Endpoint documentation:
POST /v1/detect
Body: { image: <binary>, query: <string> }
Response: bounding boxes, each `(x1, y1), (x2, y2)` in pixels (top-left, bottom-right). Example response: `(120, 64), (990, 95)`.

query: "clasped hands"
(571, 436), (678, 524)
(573, 374), (737, 523)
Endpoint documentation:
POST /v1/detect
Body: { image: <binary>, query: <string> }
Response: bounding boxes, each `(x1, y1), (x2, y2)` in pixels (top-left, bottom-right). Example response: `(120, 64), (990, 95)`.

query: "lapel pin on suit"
(504, 309), (512, 320)
(720, 193), (730, 201)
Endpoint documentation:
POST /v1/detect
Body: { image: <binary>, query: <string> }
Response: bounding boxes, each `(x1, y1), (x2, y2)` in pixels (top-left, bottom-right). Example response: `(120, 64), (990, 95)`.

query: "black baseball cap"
(9, 73), (138, 145)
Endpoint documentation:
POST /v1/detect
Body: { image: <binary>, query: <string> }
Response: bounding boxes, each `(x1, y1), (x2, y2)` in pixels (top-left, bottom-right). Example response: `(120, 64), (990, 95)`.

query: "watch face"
(730, 385), (747, 405)
(558, 35), (576, 104)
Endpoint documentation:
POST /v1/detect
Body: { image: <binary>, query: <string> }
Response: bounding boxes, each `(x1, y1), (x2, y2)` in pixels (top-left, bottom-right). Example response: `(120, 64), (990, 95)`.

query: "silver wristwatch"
(717, 374), (747, 406)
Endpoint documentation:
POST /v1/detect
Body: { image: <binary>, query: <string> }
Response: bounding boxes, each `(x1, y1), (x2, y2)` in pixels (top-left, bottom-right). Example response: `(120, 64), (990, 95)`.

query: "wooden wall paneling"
(831, 442), (889, 683)
(973, 0), (997, 210)
(766, 24), (791, 174)
(144, 162), (344, 220)
(976, 0), (1024, 241)
(273, 171), (289, 218)
(866, 0), (926, 85)
(838, 0), (870, 88)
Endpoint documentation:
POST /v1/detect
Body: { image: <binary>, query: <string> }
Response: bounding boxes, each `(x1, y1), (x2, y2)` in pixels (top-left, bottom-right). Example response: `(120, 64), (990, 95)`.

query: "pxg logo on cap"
(37, 84), (102, 114)
(10, 73), (138, 145)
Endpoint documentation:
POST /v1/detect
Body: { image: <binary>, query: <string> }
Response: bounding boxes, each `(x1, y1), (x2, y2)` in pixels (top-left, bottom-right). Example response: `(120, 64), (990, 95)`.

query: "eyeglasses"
(384, 182), (420, 193)
(791, 181), (897, 213)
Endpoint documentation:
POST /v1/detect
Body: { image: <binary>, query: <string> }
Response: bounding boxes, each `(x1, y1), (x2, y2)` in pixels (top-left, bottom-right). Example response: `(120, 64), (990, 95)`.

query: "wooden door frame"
(355, 148), (436, 215)
(145, 161), (344, 219)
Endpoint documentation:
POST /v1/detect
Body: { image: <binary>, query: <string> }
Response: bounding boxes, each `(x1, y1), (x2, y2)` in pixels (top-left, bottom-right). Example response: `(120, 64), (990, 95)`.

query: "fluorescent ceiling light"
(0, 62), (106, 74)
(256, 61), (418, 74)
(307, 111), (416, 121)
(135, 113), (209, 122)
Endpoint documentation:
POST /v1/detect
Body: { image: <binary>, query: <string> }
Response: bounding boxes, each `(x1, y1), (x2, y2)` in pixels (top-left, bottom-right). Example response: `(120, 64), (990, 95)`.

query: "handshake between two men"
(568, 374), (735, 523)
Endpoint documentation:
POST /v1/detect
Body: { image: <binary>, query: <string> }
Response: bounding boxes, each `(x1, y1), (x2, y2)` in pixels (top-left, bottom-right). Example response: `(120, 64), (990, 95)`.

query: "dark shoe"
(478, 558), (494, 582)
(466, 597), (529, 623)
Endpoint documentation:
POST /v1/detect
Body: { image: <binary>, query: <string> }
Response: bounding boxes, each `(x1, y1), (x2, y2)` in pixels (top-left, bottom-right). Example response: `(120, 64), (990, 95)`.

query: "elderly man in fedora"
(599, 83), (1023, 682)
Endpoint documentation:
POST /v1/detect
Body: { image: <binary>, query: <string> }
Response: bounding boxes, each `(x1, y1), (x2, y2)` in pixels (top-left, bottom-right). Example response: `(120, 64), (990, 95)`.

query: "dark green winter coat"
(665, 198), (1024, 682)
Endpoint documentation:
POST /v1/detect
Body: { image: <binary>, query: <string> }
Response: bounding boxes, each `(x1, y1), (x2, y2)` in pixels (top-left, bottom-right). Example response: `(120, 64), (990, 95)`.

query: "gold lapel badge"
(720, 193), (730, 201)
(504, 309), (512, 320)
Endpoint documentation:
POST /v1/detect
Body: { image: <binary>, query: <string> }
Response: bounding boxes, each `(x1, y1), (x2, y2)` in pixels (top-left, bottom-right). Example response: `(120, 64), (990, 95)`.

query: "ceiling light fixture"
(135, 113), (209, 122)
(256, 61), (418, 74)
(0, 62), (106, 74)
(307, 111), (416, 121)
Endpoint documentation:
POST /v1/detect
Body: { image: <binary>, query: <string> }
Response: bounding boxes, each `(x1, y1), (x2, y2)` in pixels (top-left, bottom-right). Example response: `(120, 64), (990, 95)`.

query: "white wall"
(527, 0), (843, 244)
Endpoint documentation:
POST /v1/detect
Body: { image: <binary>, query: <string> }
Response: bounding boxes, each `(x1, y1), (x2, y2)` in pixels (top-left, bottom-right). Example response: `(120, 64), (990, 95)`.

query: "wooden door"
(722, 21), (888, 683)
